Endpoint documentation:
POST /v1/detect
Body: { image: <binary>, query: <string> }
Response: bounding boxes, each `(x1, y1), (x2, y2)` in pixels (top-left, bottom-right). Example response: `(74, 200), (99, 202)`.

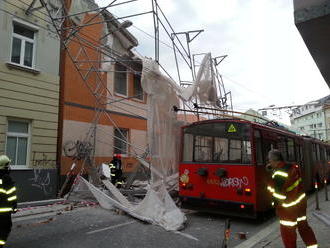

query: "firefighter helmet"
(0, 155), (11, 169)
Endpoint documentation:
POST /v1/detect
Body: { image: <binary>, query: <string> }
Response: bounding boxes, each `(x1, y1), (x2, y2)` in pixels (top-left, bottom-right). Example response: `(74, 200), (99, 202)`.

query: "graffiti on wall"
(32, 152), (56, 168)
(63, 140), (93, 160)
(28, 169), (53, 195)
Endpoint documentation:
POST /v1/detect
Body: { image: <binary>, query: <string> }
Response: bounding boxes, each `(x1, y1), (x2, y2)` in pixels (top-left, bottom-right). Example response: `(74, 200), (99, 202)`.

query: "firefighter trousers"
(277, 202), (317, 248)
(0, 213), (12, 247)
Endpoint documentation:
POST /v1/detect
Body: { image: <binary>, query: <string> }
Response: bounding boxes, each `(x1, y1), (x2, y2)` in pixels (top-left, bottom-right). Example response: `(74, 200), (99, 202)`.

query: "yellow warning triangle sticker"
(227, 124), (237, 133)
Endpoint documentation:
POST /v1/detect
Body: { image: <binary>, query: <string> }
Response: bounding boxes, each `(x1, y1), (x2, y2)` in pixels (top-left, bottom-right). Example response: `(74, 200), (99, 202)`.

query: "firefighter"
(0, 155), (17, 248)
(267, 149), (317, 248)
(109, 154), (124, 188)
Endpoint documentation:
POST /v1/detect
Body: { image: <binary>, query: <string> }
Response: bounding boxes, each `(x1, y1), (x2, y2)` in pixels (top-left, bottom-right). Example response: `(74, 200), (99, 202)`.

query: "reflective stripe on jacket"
(0, 174), (17, 213)
(267, 162), (305, 209)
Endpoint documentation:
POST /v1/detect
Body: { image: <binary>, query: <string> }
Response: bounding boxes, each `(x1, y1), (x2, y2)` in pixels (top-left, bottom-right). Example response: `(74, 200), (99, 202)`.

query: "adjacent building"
(0, 0), (61, 201)
(60, 0), (148, 183)
(290, 95), (330, 142)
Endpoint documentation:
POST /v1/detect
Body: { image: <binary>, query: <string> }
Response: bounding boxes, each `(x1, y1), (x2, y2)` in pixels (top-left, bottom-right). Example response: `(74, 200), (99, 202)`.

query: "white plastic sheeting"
(68, 54), (215, 231)
(180, 53), (218, 105)
(68, 176), (185, 231)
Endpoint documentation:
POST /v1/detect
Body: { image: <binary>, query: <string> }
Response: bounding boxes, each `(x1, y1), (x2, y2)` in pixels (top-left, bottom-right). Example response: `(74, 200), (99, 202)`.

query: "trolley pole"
(315, 181), (320, 210)
(325, 179), (328, 201)
(221, 219), (231, 248)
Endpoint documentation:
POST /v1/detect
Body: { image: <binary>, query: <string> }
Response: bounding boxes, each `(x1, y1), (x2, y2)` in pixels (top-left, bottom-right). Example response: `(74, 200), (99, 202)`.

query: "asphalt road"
(8, 206), (276, 248)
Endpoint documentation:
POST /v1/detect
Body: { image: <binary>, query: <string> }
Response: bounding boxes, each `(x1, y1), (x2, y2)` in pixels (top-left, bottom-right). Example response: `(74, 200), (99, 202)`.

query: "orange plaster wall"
(61, 13), (146, 177)
(64, 13), (107, 108)
(63, 104), (147, 130)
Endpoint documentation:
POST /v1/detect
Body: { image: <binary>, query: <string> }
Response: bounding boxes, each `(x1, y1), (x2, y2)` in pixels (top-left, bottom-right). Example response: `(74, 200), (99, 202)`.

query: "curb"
(18, 198), (66, 208)
(234, 189), (321, 248)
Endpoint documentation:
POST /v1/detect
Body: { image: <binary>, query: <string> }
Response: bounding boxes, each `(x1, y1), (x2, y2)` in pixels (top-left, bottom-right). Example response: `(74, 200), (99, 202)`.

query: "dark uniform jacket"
(0, 174), (17, 214)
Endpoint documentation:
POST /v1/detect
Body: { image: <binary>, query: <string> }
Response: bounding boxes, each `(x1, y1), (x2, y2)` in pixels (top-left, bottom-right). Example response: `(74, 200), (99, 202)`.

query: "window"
(6, 120), (30, 167)
(277, 136), (287, 161)
(11, 22), (36, 68)
(318, 123), (322, 128)
(183, 133), (193, 162)
(229, 139), (242, 162)
(114, 63), (127, 96)
(287, 138), (295, 162)
(213, 137), (228, 162)
(242, 141), (252, 163)
(194, 136), (212, 162)
(133, 73), (144, 101)
(114, 128), (128, 155)
(183, 122), (252, 164)
(254, 130), (263, 165)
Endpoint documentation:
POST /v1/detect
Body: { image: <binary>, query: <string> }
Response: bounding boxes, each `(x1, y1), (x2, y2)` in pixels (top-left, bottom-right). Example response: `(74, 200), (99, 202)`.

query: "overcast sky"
(96, 0), (329, 123)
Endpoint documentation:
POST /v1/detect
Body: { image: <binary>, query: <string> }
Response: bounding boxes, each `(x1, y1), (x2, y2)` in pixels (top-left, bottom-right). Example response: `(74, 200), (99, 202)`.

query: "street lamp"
(99, 20), (133, 41)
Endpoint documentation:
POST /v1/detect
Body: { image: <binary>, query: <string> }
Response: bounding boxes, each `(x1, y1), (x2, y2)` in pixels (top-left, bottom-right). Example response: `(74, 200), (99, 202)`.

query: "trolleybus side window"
(277, 136), (288, 161)
(242, 140), (252, 164)
(320, 146), (325, 161)
(262, 140), (275, 163)
(254, 130), (263, 165)
(311, 143), (317, 162)
(287, 138), (295, 162)
(316, 144), (321, 161)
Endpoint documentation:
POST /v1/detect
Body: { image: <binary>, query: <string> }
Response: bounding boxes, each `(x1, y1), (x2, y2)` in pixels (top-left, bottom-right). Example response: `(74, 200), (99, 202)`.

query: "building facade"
(294, 0), (330, 88)
(60, 0), (147, 183)
(0, 0), (60, 201)
(290, 95), (330, 142)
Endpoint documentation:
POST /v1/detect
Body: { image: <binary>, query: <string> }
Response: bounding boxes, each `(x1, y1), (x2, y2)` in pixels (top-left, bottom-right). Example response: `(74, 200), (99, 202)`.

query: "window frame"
(132, 73), (144, 101)
(114, 63), (128, 97)
(10, 19), (38, 69)
(113, 128), (129, 156)
(5, 119), (31, 169)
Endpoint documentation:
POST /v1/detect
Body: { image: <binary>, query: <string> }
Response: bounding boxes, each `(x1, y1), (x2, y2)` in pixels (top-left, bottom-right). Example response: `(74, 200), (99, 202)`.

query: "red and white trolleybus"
(178, 118), (330, 218)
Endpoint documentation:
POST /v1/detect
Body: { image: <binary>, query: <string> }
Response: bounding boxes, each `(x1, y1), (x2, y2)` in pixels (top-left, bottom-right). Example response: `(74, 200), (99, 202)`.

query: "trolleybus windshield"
(182, 122), (252, 164)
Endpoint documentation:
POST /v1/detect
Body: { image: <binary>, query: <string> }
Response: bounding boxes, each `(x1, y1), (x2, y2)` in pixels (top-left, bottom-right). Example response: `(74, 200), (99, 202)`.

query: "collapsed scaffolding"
(19, 0), (235, 231)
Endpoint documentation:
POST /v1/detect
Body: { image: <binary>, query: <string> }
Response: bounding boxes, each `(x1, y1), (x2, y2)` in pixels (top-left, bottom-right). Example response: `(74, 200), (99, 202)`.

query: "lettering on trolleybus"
(207, 176), (249, 188)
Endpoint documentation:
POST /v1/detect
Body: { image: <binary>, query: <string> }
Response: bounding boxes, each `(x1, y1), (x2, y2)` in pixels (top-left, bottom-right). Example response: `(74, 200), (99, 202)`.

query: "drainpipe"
(56, 0), (72, 193)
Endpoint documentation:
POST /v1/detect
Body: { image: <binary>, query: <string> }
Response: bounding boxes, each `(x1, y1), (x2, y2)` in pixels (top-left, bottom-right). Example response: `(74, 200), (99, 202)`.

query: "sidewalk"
(13, 198), (99, 222)
(236, 186), (330, 248)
